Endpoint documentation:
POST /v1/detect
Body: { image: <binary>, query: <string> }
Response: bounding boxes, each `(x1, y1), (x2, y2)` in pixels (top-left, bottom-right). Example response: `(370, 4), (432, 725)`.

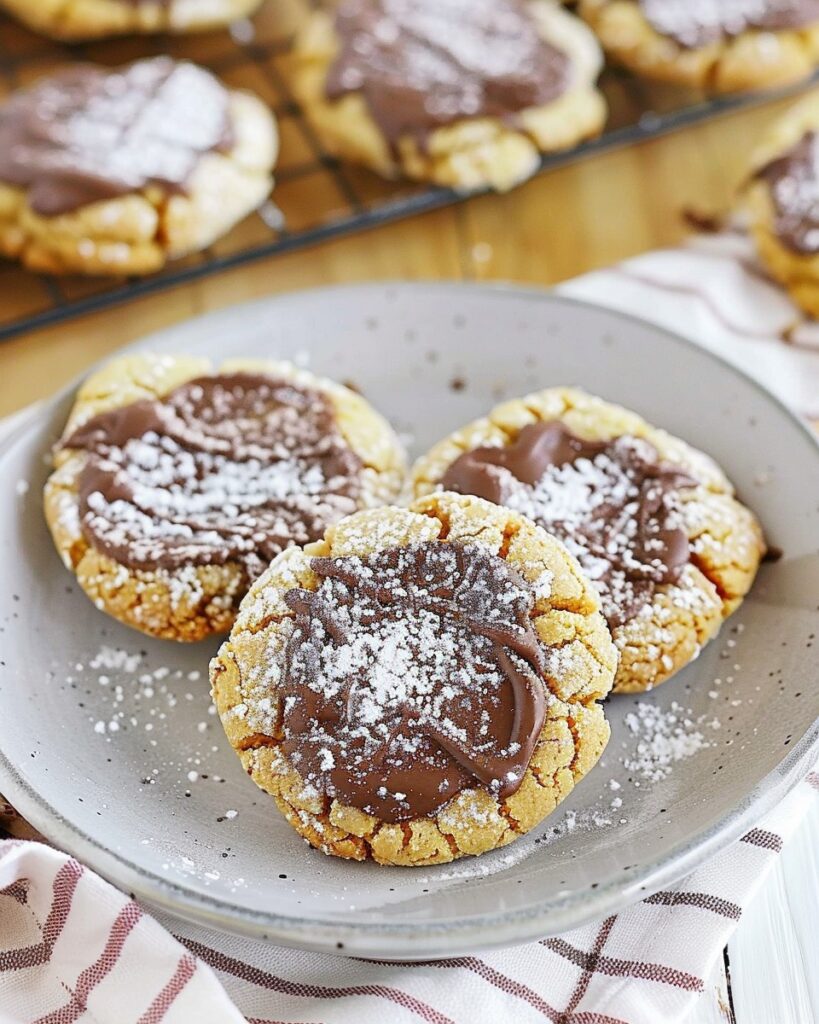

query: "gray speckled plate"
(0, 284), (817, 960)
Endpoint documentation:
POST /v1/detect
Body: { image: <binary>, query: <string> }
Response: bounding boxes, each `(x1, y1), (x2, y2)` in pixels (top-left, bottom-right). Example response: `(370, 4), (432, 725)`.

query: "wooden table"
(2, 90), (817, 1024)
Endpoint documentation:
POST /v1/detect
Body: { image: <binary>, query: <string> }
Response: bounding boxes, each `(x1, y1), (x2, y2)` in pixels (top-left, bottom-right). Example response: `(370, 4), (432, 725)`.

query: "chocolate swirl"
(756, 132), (819, 254)
(63, 374), (363, 578)
(0, 57), (233, 217)
(325, 0), (570, 148)
(280, 542), (549, 822)
(638, 0), (819, 49)
(442, 421), (696, 629)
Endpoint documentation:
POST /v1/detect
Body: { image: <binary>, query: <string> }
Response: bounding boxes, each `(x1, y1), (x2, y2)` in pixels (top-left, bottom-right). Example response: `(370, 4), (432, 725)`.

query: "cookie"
(44, 354), (406, 642)
(0, 57), (277, 276)
(0, 0), (264, 40)
(579, 0), (819, 92)
(413, 388), (765, 694)
(211, 493), (617, 865)
(291, 0), (606, 193)
(745, 94), (819, 318)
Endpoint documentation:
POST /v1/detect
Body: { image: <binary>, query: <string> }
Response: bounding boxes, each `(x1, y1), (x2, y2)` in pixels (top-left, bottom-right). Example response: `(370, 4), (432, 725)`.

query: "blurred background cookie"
(291, 0), (606, 193)
(211, 493), (616, 865)
(0, 56), (277, 275)
(414, 388), (766, 694)
(746, 93), (819, 317)
(44, 353), (406, 641)
(579, 0), (819, 92)
(0, 0), (265, 40)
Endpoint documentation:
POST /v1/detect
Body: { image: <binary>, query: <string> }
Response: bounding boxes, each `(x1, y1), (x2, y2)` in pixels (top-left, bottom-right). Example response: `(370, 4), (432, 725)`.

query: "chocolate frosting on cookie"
(325, 0), (571, 147)
(281, 542), (549, 822)
(639, 0), (819, 49)
(442, 421), (696, 628)
(0, 57), (233, 217)
(756, 131), (819, 253)
(63, 373), (363, 577)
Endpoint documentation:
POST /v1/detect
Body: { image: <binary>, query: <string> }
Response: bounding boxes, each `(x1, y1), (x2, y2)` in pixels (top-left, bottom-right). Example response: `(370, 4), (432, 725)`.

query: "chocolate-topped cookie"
(579, 0), (819, 92)
(292, 0), (606, 192)
(746, 94), (819, 317)
(44, 354), (406, 641)
(414, 388), (765, 693)
(0, 57), (277, 276)
(211, 493), (617, 865)
(0, 0), (264, 40)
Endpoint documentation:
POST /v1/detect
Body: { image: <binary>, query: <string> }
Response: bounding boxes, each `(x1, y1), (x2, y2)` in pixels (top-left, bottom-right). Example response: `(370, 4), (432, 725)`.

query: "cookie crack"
(237, 733), (279, 752)
(239, 609), (295, 637)
(498, 805), (522, 834)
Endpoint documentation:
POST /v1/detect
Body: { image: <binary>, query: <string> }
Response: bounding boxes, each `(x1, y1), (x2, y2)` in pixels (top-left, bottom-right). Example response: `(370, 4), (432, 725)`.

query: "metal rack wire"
(0, 0), (816, 342)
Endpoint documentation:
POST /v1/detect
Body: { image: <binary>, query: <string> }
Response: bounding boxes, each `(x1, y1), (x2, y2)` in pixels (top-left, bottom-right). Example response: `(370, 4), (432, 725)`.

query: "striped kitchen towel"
(560, 228), (819, 423)
(1, 771), (816, 1024)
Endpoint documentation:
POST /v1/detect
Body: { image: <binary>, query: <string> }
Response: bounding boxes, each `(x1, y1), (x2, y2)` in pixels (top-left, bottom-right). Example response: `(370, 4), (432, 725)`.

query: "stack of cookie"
(45, 357), (765, 866)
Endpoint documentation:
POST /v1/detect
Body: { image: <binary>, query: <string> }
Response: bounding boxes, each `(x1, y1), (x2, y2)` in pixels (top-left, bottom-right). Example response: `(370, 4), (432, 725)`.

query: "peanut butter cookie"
(0, 0), (264, 40)
(746, 93), (819, 317)
(579, 0), (819, 92)
(291, 0), (606, 193)
(211, 493), (617, 865)
(413, 388), (765, 694)
(0, 57), (277, 276)
(44, 354), (406, 642)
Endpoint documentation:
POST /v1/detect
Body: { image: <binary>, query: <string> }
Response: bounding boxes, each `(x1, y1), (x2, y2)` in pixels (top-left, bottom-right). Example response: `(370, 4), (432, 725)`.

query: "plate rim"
(1, 281), (817, 958)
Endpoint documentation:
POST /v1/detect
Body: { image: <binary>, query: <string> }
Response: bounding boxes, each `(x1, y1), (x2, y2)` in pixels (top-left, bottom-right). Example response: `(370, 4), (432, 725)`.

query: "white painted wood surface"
(684, 800), (819, 1024)
(693, 958), (733, 1024)
(729, 800), (818, 1024)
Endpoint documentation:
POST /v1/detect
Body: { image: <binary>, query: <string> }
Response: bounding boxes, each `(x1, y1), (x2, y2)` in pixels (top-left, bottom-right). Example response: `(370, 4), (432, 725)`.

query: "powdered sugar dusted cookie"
(44, 354), (406, 642)
(291, 0), (606, 193)
(211, 493), (616, 865)
(746, 93), (819, 317)
(0, 57), (277, 276)
(413, 388), (765, 694)
(0, 0), (264, 40)
(579, 0), (819, 92)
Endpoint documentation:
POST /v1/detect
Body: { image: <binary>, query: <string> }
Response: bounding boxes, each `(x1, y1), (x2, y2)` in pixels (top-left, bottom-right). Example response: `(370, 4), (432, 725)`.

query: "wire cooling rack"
(0, 0), (817, 342)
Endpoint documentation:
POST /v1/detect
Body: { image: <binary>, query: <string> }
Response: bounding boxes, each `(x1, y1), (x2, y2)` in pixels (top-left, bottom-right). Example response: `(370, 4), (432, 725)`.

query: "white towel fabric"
(560, 230), (819, 421)
(1, 232), (817, 1024)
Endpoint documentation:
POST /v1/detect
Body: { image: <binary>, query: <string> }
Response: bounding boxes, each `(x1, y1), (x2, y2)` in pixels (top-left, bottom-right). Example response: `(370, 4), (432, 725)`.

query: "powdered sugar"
(328, 0), (570, 143)
(640, 0), (817, 48)
(68, 645), (224, 792)
(622, 700), (712, 782)
(0, 58), (232, 217)
(66, 373), (362, 577)
(89, 645), (143, 674)
(280, 541), (550, 820)
(504, 435), (694, 626)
